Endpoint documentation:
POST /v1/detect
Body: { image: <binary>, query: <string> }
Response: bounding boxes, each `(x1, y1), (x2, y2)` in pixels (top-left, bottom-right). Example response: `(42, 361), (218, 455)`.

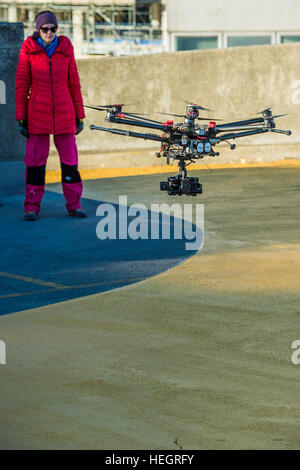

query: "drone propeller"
(96, 102), (140, 108)
(248, 107), (290, 119)
(84, 104), (107, 112)
(272, 113), (290, 119)
(254, 107), (273, 115)
(184, 100), (212, 111)
(84, 102), (141, 111)
(94, 104), (118, 109)
(158, 112), (222, 121)
(84, 104), (147, 116)
(158, 112), (186, 118)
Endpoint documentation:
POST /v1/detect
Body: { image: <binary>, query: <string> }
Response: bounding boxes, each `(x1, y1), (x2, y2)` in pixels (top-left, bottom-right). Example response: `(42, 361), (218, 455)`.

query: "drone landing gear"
(160, 160), (202, 196)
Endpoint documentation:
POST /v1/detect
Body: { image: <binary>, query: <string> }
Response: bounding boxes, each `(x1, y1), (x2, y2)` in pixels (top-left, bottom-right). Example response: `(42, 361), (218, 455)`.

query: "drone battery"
(197, 142), (204, 153)
(205, 142), (211, 152)
(181, 136), (188, 145)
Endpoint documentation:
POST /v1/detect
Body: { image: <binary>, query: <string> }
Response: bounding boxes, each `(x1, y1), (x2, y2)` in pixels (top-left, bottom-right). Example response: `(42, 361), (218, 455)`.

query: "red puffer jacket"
(15, 35), (85, 134)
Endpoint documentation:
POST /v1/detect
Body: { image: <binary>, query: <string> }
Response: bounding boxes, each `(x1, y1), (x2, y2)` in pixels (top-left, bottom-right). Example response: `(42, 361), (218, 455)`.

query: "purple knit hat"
(35, 11), (58, 31)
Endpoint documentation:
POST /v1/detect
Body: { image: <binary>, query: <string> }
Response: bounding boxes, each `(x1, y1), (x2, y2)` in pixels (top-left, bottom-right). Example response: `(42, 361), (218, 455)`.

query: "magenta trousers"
(24, 134), (83, 214)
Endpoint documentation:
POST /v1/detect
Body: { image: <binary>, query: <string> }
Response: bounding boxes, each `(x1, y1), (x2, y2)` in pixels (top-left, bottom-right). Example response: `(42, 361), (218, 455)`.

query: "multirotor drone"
(87, 102), (292, 196)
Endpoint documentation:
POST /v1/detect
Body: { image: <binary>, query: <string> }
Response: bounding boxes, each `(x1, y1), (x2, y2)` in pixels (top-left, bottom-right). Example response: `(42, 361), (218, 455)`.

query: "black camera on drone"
(160, 176), (202, 196)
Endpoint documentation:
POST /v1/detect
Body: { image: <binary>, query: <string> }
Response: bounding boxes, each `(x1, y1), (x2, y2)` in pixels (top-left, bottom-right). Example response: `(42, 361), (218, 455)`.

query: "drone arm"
(123, 113), (164, 125)
(109, 116), (170, 132)
(216, 117), (264, 128)
(270, 128), (292, 136)
(90, 124), (169, 143)
(214, 125), (266, 134)
(216, 118), (291, 137)
(217, 128), (268, 141)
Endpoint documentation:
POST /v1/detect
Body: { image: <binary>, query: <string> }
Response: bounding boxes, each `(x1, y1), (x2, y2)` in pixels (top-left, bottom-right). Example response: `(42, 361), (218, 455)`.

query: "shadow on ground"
(0, 190), (198, 315)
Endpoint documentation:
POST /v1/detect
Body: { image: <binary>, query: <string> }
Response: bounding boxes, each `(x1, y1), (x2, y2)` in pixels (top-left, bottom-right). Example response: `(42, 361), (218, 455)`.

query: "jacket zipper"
(49, 58), (56, 134)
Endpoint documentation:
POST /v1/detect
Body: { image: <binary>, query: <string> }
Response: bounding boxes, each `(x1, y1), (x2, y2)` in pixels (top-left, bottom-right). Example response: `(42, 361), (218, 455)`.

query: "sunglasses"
(40, 26), (57, 33)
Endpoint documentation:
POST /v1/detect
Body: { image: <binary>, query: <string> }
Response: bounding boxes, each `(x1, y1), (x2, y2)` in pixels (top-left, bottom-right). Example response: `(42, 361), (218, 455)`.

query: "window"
(281, 35), (300, 44)
(176, 36), (218, 51)
(0, 7), (8, 21)
(227, 36), (271, 47)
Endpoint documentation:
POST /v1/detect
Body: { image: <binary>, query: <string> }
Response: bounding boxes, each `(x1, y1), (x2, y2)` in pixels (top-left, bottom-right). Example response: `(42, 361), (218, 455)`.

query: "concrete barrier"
(1, 29), (299, 176)
(0, 23), (25, 195)
(49, 42), (299, 170)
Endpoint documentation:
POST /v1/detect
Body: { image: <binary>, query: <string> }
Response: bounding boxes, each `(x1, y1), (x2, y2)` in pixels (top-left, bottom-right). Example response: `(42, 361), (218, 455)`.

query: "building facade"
(1, 0), (300, 57)
(165, 0), (300, 52)
(0, 0), (165, 56)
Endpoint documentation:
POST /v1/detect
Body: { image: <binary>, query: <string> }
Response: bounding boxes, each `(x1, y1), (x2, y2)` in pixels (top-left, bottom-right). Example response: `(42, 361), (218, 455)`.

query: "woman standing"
(16, 10), (86, 220)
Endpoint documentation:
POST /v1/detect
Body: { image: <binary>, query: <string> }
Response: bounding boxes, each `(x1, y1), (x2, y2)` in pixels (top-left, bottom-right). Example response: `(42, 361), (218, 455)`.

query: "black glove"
(76, 118), (84, 135)
(18, 120), (29, 138)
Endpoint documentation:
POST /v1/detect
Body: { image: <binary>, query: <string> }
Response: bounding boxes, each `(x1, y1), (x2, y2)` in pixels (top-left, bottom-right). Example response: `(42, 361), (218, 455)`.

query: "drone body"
(87, 103), (292, 196)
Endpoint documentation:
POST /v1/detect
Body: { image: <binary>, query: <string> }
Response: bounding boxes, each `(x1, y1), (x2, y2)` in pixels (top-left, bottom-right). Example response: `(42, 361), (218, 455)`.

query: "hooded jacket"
(15, 35), (85, 135)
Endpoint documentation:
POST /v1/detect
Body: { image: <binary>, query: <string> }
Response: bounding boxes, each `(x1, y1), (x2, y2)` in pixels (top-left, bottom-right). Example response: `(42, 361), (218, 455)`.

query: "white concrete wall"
(0, 0), (135, 5)
(46, 42), (300, 169)
(166, 0), (300, 51)
(167, 0), (300, 32)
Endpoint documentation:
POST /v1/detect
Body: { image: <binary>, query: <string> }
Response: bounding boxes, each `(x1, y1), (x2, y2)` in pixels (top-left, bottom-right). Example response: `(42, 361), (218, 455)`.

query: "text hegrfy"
(104, 454), (195, 466)
(149, 454), (194, 465)
(96, 196), (204, 251)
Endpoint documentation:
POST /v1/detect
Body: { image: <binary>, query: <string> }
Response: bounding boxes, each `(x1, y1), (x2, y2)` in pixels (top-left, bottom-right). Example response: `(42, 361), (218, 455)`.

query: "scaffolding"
(0, 1), (165, 56)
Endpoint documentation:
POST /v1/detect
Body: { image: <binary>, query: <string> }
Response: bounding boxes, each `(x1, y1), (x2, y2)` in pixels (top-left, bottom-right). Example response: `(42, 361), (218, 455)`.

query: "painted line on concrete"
(0, 272), (68, 289)
(71, 277), (144, 288)
(271, 245), (288, 249)
(45, 159), (300, 184)
(0, 276), (145, 299)
(1, 191), (197, 315)
(0, 293), (27, 299)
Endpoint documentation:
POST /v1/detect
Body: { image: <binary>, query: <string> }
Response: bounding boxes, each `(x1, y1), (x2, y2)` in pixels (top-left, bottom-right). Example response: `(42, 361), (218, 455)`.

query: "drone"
(87, 102), (292, 196)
